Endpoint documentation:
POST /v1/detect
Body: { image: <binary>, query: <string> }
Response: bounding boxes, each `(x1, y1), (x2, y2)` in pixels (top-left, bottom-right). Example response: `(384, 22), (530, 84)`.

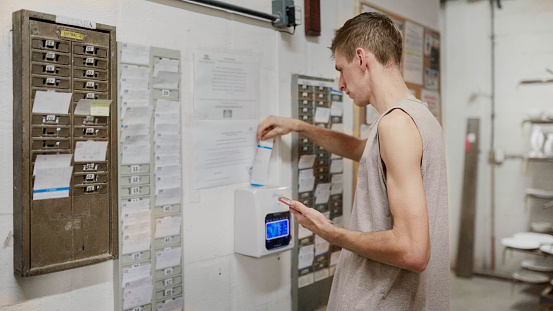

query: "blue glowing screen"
(266, 219), (289, 240)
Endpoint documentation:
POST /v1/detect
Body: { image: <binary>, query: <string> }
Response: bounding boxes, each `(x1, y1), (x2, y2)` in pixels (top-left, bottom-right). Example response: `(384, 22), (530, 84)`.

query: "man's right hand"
(256, 115), (301, 141)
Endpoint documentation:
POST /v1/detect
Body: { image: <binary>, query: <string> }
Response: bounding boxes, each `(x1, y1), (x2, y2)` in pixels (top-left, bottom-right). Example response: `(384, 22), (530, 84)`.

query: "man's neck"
(368, 69), (415, 115)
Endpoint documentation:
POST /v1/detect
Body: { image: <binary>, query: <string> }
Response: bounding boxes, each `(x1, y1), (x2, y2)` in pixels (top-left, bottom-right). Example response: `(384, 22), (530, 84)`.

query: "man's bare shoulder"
(378, 109), (418, 136)
(378, 109), (422, 162)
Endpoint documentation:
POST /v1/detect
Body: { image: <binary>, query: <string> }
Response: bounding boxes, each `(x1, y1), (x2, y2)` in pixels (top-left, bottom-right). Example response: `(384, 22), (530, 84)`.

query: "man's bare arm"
(257, 115), (366, 161)
(289, 109), (430, 272)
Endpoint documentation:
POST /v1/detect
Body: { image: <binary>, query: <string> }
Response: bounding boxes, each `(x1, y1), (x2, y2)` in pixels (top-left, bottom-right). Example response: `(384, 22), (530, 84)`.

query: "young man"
(256, 12), (449, 310)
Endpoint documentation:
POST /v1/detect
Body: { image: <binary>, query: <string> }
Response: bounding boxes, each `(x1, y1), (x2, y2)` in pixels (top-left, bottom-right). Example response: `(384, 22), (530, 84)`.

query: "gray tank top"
(327, 98), (450, 311)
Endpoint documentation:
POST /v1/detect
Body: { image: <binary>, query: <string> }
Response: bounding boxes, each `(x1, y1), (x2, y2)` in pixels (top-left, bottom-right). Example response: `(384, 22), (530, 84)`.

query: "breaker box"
(12, 10), (118, 276)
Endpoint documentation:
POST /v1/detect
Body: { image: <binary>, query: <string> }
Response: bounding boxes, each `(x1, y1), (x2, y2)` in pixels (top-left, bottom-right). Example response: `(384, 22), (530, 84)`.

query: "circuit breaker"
(12, 10), (117, 276)
(291, 74), (344, 311)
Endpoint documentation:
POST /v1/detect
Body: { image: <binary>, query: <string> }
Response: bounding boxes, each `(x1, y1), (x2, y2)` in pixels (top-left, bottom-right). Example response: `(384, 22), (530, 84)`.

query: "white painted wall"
(443, 0), (553, 273)
(0, 0), (439, 310)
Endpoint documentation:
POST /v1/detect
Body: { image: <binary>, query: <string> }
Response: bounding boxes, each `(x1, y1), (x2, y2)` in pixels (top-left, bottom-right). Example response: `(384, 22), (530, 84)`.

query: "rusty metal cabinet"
(12, 10), (117, 276)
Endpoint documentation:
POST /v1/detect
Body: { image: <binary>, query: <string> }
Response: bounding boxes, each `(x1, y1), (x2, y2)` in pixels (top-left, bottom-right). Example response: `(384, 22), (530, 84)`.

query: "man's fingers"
(290, 200), (307, 213)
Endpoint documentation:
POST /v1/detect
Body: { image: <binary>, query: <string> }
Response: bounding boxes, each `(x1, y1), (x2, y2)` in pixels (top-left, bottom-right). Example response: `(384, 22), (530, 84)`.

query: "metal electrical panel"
(12, 10), (117, 276)
(291, 74), (344, 311)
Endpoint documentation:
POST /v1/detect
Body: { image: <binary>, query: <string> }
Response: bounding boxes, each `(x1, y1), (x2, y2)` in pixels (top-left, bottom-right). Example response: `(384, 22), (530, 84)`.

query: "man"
(256, 12), (449, 310)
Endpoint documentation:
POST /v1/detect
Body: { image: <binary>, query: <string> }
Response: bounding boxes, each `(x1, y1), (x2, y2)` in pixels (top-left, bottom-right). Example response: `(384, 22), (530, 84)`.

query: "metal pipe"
(181, 0), (278, 22)
(490, 0), (497, 271)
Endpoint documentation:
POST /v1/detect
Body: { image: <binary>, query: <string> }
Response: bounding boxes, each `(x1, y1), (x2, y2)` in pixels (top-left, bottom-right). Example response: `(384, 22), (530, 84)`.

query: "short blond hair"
(331, 12), (402, 67)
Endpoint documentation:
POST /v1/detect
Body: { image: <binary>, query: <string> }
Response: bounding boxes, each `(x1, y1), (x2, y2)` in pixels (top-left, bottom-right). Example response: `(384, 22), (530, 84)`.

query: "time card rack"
(12, 10), (118, 276)
(115, 43), (183, 311)
(291, 74), (345, 311)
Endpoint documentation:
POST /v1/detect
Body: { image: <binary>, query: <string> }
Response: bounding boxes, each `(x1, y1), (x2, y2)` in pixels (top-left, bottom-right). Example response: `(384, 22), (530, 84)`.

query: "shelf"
(524, 155), (553, 162)
(522, 119), (553, 125)
(527, 189), (553, 200)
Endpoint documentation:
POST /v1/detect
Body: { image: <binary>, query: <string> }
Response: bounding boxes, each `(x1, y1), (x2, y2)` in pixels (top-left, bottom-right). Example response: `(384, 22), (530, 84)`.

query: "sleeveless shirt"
(326, 98), (450, 311)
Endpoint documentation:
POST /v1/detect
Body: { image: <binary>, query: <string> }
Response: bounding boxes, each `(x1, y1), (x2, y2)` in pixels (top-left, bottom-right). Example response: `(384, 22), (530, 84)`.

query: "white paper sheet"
(121, 124), (150, 142)
(120, 42), (150, 65)
(121, 64), (150, 79)
(156, 187), (182, 206)
(315, 234), (330, 256)
(120, 77), (149, 91)
(298, 155), (315, 169)
(298, 244), (315, 269)
(193, 120), (257, 189)
(155, 174), (182, 193)
(33, 166), (73, 200)
(331, 123), (344, 133)
(33, 154), (72, 175)
(123, 283), (153, 309)
(330, 101), (343, 117)
(314, 107), (331, 123)
(153, 71), (181, 89)
(121, 198), (150, 214)
(74, 140), (108, 162)
(122, 220), (151, 235)
(155, 216), (182, 238)
(122, 210), (151, 225)
(122, 143), (151, 164)
(331, 181), (343, 195)
(154, 58), (179, 77)
(403, 21), (424, 85)
(121, 89), (151, 103)
(314, 183), (331, 204)
(298, 224), (313, 239)
(154, 133), (181, 144)
(155, 112), (180, 125)
(330, 159), (343, 174)
(250, 139), (273, 186)
(193, 50), (259, 120)
(156, 247), (182, 269)
(122, 134), (150, 146)
(122, 106), (153, 125)
(156, 99), (180, 114)
(122, 264), (151, 286)
(155, 123), (180, 135)
(32, 91), (72, 114)
(298, 169), (315, 193)
(155, 154), (180, 168)
(155, 164), (181, 177)
(122, 231), (151, 254)
(157, 297), (184, 311)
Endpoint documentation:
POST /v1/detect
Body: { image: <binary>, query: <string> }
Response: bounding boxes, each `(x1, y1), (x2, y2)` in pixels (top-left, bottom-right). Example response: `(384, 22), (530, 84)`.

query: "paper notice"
(156, 247), (182, 269)
(155, 216), (182, 238)
(314, 183), (331, 204)
(298, 155), (316, 169)
(32, 91), (72, 114)
(33, 166), (73, 200)
(314, 107), (331, 123)
(33, 154), (72, 175)
(298, 244), (315, 269)
(120, 42), (150, 65)
(153, 58), (179, 77)
(298, 169), (315, 193)
(74, 140), (108, 162)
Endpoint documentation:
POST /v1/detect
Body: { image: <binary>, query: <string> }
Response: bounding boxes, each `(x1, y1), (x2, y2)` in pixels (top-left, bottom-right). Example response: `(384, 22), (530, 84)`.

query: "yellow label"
(90, 100), (112, 116)
(60, 30), (84, 40)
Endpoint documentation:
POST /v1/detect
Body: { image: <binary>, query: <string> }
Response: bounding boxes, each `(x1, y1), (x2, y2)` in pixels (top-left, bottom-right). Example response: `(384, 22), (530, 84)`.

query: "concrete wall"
(443, 0), (553, 273)
(0, 0), (439, 310)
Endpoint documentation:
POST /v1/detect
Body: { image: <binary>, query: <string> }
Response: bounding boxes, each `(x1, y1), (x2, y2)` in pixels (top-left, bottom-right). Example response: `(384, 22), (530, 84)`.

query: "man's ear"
(356, 48), (367, 71)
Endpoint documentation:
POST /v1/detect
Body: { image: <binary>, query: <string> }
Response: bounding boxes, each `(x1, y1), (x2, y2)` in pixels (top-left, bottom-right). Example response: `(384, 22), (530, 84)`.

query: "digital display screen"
(266, 219), (289, 240)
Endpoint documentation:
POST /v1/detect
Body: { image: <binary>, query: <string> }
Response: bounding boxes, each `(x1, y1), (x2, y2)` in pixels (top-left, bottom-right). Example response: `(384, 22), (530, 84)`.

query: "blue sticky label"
(33, 187), (70, 193)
